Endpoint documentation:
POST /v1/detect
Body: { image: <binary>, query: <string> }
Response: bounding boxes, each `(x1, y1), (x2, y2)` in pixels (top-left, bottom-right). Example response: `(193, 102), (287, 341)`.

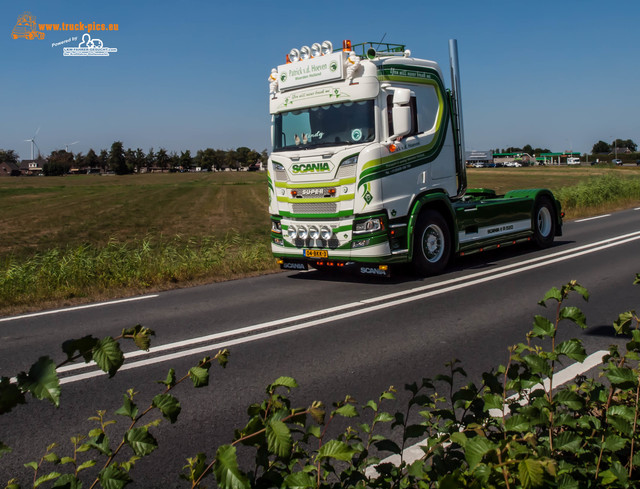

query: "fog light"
(309, 225), (319, 239)
(273, 237), (283, 246)
(352, 239), (370, 248)
(297, 225), (308, 239)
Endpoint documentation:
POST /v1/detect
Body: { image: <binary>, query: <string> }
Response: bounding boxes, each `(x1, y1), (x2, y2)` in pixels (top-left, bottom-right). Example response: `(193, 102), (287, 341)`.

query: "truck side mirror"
(391, 88), (412, 139)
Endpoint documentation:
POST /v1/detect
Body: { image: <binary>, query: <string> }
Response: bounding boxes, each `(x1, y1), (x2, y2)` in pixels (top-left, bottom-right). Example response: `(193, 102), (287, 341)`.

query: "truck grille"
(336, 164), (356, 179)
(292, 202), (337, 214)
(274, 169), (287, 181)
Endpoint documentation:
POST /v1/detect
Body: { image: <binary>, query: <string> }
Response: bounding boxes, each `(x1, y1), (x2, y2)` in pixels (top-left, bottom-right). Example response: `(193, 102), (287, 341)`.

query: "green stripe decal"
(358, 65), (449, 190)
(274, 178), (356, 188)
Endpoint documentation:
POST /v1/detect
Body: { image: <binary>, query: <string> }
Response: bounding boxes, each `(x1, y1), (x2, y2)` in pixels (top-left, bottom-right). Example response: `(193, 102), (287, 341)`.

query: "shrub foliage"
(1, 275), (639, 488)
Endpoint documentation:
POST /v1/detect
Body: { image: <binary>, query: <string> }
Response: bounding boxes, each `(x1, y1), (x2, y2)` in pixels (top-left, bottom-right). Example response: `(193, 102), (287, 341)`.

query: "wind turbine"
(65, 141), (79, 152)
(24, 127), (40, 160)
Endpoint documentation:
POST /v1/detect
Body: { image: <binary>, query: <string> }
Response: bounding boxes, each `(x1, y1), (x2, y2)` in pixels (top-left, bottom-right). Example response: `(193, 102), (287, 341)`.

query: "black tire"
(532, 196), (556, 248)
(412, 209), (451, 276)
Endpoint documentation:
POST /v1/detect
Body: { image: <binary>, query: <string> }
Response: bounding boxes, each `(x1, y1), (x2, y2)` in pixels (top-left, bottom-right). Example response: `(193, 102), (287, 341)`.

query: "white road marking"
(368, 350), (609, 475)
(0, 295), (159, 323)
(575, 214), (611, 222)
(54, 231), (640, 384)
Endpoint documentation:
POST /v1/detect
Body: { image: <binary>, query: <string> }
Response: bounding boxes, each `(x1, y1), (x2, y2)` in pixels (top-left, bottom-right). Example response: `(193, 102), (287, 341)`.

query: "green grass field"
(1, 166), (639, 314)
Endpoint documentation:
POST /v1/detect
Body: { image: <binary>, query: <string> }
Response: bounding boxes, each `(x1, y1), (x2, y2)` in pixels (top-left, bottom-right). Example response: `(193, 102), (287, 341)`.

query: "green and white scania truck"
(267, 39), (563, 276)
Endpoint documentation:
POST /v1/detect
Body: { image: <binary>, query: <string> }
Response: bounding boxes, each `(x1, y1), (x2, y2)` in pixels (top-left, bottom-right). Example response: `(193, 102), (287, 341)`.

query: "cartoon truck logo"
(12, 12), (45, 40)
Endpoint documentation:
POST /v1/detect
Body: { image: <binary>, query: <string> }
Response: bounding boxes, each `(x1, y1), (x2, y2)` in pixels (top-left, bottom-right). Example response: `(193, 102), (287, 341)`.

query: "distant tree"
(195, 148), (218, 171)
(98, 149), (109, 172)
(522, 144), (533, 155)
(168, 151), (180, 170)
(156, 148), (169, 171)
(225, 149), (239, 170)
(592, 140), (610, 154)
(614, 138), (637, 152)
(44, 150), (73, 176)
(0, 149), (19, 164)
(74, 152), (84, 169)
(84, 149), (99, 171)
(109, 141), (130, 175)
(146, 148), (156, 170)
(180, 150), (193, 170)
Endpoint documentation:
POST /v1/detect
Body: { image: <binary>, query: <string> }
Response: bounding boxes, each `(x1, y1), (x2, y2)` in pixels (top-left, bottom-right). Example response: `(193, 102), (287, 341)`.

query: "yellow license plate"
(304, 249), (328, 258)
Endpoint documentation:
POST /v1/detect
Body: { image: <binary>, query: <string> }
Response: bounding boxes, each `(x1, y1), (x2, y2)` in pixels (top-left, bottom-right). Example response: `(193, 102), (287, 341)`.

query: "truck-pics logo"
(291, 162), (333, 174)
(63, 33), (117, 56)
(11, 12), (45, 40)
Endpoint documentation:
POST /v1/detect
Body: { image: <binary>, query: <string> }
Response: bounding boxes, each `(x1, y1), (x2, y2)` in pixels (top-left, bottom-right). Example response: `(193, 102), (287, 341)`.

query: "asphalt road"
(1, 207), (640, 487)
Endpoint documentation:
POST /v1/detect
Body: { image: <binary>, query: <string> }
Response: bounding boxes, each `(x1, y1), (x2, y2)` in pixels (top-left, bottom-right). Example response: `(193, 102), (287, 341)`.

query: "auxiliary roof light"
(342, 39), (352, 52)
(321, 40), (333, 55)
(311, 43), (322, 57)
(289, 48), (300, 63)
(300, 45), (312, 60)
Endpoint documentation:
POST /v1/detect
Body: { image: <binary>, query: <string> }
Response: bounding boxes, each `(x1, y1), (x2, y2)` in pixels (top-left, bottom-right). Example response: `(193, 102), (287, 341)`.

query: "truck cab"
(267, 40), (562, 276)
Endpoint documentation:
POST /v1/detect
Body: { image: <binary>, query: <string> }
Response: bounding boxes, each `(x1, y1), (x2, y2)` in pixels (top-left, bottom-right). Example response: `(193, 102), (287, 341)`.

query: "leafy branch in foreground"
(3, 273), (640, 488)
(181, 275), (640, 488)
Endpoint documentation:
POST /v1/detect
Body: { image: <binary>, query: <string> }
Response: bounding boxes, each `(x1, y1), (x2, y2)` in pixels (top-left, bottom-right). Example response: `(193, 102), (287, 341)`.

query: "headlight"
(297, 225), (308, 239)
(340, 155), (358, 167)
(272, 162), (285, 171)
(308, 225), (319, 239)
(320, 225), (332, 240)
(354, 217), (384, 234)
(287, 226), (297, 239)
(271, 220), (282, 234)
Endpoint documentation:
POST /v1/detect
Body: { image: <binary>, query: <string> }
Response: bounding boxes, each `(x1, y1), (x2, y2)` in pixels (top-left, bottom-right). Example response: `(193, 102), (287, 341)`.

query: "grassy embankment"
(1, 166), (639, 315)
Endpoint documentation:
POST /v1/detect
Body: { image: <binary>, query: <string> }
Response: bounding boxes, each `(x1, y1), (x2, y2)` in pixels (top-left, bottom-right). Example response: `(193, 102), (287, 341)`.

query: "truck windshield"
(273, 100), (375, 151)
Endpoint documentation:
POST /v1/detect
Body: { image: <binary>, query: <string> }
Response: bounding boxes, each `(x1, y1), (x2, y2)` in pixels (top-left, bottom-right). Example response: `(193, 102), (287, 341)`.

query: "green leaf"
(16, 356), (61, 407)
(99, 465), (131, 489)
(333, 403), (358, 418)
(539, 287), (562, 305)
(505, 414), (532, 432)
(269, 376), (298, 391)
(373, 412), (394, 423)
(483, 393), (504, 411)
(555, 339), (587, 362)
(88, 433), (111, 456)
(465, 437), (496, 469)
(157, 368), (176, 388)
(92, 337), (124, 377)
(559, 306), (587, 328)
(605, 366), (638, 388)
(52, 474), (82, 488)
(554, 432), (582, 453)
(608, 405), (635, 421)
(613, 311), (635, 335)
(34, 472), (61, 488)
(0, 376), (26, 414)
(114, 394), (138, 420)
(77, 459), (96, 472)
(603, 434), (627, 452)
(282, 472), (315, 489)
(316, 439), (356, 462)
(121, 325), (155, 351)
(531, 315), (555, 337)
(554, 390), (584, 411)
(1, 441), (13, 459)
(152, 393), (181, 423)
(189, 365), (210, 388)
(125, 427), (158, 457)
(309, 401), (325, 425)
(266, 419), (291, 458)
(518, 458), (543, 489)
(43, 452), (60, 463)
(213, 445), (250, 489)
(61, 335), (99, 363)
(523, 354), (552, 376)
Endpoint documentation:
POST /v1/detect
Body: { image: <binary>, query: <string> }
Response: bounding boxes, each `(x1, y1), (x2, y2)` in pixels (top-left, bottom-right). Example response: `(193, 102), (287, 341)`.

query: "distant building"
(19, 158), (46, 175)
(465, 150), (493, 166)
(0, 161), (20, 176)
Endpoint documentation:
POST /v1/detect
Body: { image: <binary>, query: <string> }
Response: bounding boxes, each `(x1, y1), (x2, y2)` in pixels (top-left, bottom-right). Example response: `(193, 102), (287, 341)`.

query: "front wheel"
(532, 196), (556, 248)
(412, 209), (451, 276)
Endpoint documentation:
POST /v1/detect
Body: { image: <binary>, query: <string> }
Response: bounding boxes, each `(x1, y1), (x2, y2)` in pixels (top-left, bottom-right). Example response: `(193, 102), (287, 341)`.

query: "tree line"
(0, 143), (267, 176)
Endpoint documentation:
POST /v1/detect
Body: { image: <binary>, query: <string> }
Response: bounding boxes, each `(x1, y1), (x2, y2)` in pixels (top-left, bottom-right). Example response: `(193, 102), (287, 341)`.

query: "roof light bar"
(286, 40), (334, 62)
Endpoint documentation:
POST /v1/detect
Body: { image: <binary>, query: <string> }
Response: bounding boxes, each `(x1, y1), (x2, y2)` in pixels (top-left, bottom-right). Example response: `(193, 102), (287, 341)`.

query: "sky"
(2, 0), (639, 160)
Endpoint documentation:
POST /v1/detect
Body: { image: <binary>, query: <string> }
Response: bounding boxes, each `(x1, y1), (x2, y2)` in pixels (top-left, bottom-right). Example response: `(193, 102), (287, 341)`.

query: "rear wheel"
(412, 209), (451, 276)
(532, 196), (556, 248)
